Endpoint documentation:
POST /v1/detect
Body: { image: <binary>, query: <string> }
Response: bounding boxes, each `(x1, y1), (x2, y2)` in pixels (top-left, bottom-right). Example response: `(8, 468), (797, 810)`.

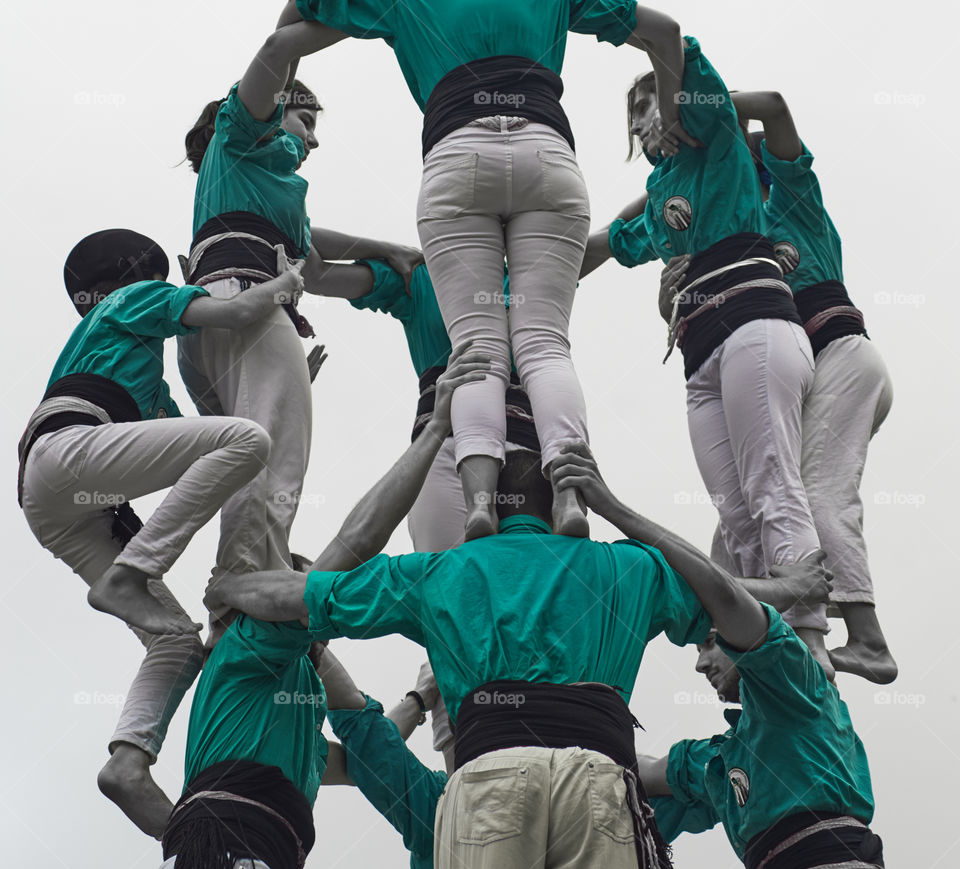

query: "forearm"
(386, 695), (423, 742)
(302, 252), (375, 299)
(311, 421), (448, 572)
(636, 754), (671, 797)
(316, 648), (366, 710)
(627, 10), (685, 124)
(180, 279), (286, 329)
(311, 227), (399, 261)
(580, 228), (613, 279)
(729, 91), (802, 161)
(598, 499), (767, 649)
(320, 743), (355, 786)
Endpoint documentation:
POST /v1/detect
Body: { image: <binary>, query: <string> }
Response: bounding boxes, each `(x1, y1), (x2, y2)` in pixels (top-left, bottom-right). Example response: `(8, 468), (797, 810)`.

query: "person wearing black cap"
(18, 228), (304, 839)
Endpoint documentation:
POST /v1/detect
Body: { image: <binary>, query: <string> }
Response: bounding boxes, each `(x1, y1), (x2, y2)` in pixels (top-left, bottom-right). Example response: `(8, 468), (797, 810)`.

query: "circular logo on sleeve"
(773, 241), (800, 274)
(729, 768), (750, 807)
(663, 196), (693, 231)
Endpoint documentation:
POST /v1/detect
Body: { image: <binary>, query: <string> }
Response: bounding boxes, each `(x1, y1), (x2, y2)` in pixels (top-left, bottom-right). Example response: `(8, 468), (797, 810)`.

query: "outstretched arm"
(238, 20), (346, 122)
(301, 253), (377, 300)
(580, 195), (649, 279)
(181, 268), (303, 329)
(551, 445), (769, 650)
(310, 345), (490, 572)
(730, 91), (803, 162)
(309, 229), (424, 294)
(636, 754), (671, 796)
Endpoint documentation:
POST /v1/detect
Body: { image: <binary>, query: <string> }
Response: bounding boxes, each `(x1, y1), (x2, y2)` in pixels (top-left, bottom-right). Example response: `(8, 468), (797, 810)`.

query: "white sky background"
(1, 1), (957, 866)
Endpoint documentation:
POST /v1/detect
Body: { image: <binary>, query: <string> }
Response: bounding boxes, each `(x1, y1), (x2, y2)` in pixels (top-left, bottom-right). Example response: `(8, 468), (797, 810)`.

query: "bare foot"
(552, 487), (589, 537)
(465, 507), (497, 541)
(795, 627), (836, 682)
(98, 744), (174, 840)
(829, 643), (898, 684)
(88, 565), (202, 636)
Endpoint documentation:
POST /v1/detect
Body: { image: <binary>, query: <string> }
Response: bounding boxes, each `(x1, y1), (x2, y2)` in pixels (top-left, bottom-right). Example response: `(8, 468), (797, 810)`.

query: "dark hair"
(496, 449), (552, 522)
(185, 98), (227, 174)
(284, 79), (323, 114)
(626, 72), (657, 162)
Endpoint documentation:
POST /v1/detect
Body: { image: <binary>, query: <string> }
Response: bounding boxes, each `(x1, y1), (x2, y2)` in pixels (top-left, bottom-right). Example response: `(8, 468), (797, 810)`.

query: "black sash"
(794, 280), (866, 358)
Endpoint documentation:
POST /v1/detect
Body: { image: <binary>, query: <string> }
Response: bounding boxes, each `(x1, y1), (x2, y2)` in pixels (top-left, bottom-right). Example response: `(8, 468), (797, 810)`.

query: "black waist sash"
(743, 810), (884, 869)
(422, 56), (574, 158)
(189, 211), (315, 338)
(412, 366), (541, 452)
(678, 234), (800, 380)
(162, 760), (316, 869)
(454, 680), (673, 869)
(794, 280), (866, 358)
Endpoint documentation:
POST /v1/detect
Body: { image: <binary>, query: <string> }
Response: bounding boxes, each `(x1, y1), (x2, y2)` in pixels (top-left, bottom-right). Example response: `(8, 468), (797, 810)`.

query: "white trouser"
(417, 120), (591, 469)
(177, 277), (312, 575)
(801, 335), (893, 605)
(21, 415), (269, 757)
(686, 318), (824, 630)
(435, 746), (640, 869)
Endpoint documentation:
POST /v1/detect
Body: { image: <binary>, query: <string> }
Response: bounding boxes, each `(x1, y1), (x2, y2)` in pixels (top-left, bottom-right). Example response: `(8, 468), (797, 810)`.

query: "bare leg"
(87, 565), (202, 636)
(549, 461), (588, 537)
(459, 455), (500, 541)
(204, 569), (309, 623)
(97, 743), (173, 840)
(829, 603), (898, 684)
(795, 628), (836, 682)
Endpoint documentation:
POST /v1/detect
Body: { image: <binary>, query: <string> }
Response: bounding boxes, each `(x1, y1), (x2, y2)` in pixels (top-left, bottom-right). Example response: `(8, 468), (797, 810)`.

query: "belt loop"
(500, 115), (509, 134)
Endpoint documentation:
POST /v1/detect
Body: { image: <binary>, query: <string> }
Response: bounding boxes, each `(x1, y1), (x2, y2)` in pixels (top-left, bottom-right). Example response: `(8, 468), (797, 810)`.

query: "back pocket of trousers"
(455, 766), (528, 845)
(587, 761), (635, 844)
(420, 152), (479, 219)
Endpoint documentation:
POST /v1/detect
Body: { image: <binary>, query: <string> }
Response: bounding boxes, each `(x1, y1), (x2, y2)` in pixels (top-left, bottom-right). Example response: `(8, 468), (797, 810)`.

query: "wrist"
(405, 690), (427, 726)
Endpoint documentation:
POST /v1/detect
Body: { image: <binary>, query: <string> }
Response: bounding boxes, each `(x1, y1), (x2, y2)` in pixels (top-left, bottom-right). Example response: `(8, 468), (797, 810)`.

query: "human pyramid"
(19, 2), (894, 868)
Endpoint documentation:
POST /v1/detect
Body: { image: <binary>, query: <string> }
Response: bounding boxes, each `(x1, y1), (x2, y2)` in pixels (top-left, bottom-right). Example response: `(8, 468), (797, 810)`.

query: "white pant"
(21, 415), (269, 757)
(801, 335), (893, 605)
(686, 319), (824, 630)
(177, 277), (312, 574)
(417, 120), (591, 469)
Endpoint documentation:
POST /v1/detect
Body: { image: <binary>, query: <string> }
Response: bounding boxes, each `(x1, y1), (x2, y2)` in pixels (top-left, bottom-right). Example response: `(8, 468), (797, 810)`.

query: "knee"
(234, 420), (272, 465)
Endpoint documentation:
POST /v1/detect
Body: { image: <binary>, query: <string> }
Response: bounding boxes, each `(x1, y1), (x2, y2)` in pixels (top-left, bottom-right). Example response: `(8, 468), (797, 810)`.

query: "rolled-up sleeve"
(296, 0), (395, 42)
(569, 0), (637, 46)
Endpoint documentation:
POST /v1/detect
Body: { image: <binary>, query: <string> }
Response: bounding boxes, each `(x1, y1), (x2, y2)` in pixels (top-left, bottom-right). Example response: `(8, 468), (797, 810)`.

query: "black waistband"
(453, 680), (638, 771)
(43, 373), (141, 424)
(411, 366), (541, 452)
(422, 56), (574, 158)
(190, 211), (302, 284)
(162, 760), (315, 869)
(678, 234), (800, 380)
(794, 280), (866, 358)
(743, 810), (883, 869)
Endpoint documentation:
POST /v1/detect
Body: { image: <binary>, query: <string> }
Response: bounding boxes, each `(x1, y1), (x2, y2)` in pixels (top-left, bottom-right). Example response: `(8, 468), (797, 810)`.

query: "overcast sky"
(2, 1), (957, 867)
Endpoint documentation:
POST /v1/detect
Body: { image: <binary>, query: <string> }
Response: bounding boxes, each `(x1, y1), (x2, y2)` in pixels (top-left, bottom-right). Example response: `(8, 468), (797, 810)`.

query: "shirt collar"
(723, 707), (742, 728)
(497, 514), (552, 535)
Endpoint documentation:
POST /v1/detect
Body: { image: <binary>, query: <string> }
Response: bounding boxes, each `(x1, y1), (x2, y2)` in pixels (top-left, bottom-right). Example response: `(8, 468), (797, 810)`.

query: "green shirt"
(762, 142), (844, 293)
(654, 606), (875, 858)
(49, 281), (207, 420)
(327, 695), (446, 869)
(305, 514), (711, 722)
(295, 0), (638, 110)
(609, 37), (767, 267)
(183, 617), (328, 806)
(193, 83), (312, 257)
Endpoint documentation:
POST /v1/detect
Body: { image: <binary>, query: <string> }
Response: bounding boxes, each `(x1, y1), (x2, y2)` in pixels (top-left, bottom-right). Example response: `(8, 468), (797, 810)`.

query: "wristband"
(405, 690), (427, 726)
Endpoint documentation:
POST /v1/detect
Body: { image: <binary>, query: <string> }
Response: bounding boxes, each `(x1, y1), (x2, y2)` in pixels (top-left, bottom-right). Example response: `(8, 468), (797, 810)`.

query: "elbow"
(259, 29), (294, 69)
(760, 91), (790, 118)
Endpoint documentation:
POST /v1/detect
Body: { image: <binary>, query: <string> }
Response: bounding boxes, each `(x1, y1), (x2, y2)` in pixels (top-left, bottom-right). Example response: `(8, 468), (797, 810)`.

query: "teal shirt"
(305, 515), (711, 722)
(296, 0), (637, 110)
(327, 695), (446, 869)
(762, 142), (844, 293)
(655, 606), (875, 858)
(193, 83), (312, 257)
(49, 280), (207, 420)
(183, 617), (328, 806)
(609, 37), (766, 267)
(352, 261), (513, 377)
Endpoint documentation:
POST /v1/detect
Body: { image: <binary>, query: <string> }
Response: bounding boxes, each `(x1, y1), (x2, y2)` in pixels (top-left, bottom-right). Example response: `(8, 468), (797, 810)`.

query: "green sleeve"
(569, 0), (637, 46)
(214, 82), (285, 153)
(609, 216), (658, 267)
(304, 553), (430, 644)
(675, 37), (738, 145)
(295, 0), (396, 42)
(717, 605), (831, 725)
(327, 695), (447, 861)
(654, 738), (721, 838)
(762, 142), (833, 240)
(101, 281), (208, 339)
(350, 259), (414, 323)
